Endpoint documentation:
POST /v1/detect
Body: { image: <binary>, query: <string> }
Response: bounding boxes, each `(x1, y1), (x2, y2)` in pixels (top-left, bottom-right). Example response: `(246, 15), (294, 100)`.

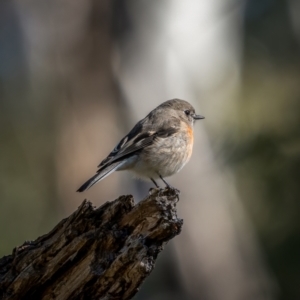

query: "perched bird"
(77, 99), (204, 192)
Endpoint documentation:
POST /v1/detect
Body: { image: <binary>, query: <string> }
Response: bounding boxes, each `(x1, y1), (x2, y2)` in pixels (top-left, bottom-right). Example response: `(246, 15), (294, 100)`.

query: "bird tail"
(77, 161), (123, 192)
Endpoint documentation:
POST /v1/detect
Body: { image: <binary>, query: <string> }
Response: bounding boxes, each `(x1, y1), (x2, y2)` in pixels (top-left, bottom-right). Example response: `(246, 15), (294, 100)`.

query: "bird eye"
(184, 110), (190, 116)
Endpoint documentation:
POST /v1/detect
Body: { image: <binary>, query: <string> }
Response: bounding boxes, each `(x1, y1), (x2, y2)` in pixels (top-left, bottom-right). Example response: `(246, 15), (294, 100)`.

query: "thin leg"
(159, 174), (173, 189)
(150, 178), (159, 188)
(159, 174), (180, 197)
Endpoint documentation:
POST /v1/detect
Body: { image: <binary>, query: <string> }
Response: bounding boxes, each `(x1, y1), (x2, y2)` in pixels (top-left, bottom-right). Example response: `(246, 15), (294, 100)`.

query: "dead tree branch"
(0, 188), (182, 300)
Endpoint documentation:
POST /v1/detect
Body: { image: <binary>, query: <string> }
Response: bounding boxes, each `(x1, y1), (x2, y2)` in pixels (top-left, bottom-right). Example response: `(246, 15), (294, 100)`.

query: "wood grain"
(0, 188), (182, 300)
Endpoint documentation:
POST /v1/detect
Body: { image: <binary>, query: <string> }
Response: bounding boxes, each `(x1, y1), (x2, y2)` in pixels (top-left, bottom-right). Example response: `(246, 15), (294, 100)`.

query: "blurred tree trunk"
(14, 0), (123, 212)
(0, 189), (181, 300)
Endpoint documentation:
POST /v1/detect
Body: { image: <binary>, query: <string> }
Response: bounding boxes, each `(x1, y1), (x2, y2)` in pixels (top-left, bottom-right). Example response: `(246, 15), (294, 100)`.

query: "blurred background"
(1, 0), (300, 299)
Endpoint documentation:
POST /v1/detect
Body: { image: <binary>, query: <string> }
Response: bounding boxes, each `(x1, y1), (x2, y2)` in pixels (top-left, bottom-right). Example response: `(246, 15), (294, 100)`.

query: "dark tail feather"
(77, 162), (122, 192)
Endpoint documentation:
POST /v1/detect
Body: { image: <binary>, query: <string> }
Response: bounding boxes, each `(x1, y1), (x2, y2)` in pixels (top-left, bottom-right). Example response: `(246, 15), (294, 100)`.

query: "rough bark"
(0, 188), (182, 300)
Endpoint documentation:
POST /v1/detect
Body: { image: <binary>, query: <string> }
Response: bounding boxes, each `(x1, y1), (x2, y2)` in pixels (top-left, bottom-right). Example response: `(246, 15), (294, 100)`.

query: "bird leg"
(158, 174), (177, 190)
(150, 178), (160, 188)
(159, 175), (171, 188)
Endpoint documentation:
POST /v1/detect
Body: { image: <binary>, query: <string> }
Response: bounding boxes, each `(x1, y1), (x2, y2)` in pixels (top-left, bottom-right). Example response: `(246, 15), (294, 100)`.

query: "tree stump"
(0, 188), (182, 300)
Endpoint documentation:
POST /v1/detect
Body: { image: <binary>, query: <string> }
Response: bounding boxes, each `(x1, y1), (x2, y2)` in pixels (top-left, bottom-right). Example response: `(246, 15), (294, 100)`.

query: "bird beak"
(193, 114), (205, 120)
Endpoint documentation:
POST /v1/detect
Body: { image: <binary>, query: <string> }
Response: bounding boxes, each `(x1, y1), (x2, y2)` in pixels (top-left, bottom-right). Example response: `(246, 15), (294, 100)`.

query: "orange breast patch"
(184, 122), (194, 161)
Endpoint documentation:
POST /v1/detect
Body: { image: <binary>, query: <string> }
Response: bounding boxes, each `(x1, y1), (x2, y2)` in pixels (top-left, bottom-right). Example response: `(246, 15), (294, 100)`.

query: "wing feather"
(97, 124), (178, 170)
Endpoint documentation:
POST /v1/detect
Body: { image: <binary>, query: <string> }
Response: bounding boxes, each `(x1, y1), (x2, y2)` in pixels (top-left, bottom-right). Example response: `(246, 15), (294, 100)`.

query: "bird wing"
(97, 120), (179, 170)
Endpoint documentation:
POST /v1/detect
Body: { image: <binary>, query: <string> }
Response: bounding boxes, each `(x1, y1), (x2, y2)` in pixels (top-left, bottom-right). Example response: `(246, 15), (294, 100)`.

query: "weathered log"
(0, 188), (182, 300)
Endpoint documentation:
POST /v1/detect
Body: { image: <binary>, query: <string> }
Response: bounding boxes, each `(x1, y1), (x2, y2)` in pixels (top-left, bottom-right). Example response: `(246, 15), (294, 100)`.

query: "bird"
(77, 99), (204, 192)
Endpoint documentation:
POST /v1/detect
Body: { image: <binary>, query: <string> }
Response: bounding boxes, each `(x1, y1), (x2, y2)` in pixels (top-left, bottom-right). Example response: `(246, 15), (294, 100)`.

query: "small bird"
(77, 99), (204, 192)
